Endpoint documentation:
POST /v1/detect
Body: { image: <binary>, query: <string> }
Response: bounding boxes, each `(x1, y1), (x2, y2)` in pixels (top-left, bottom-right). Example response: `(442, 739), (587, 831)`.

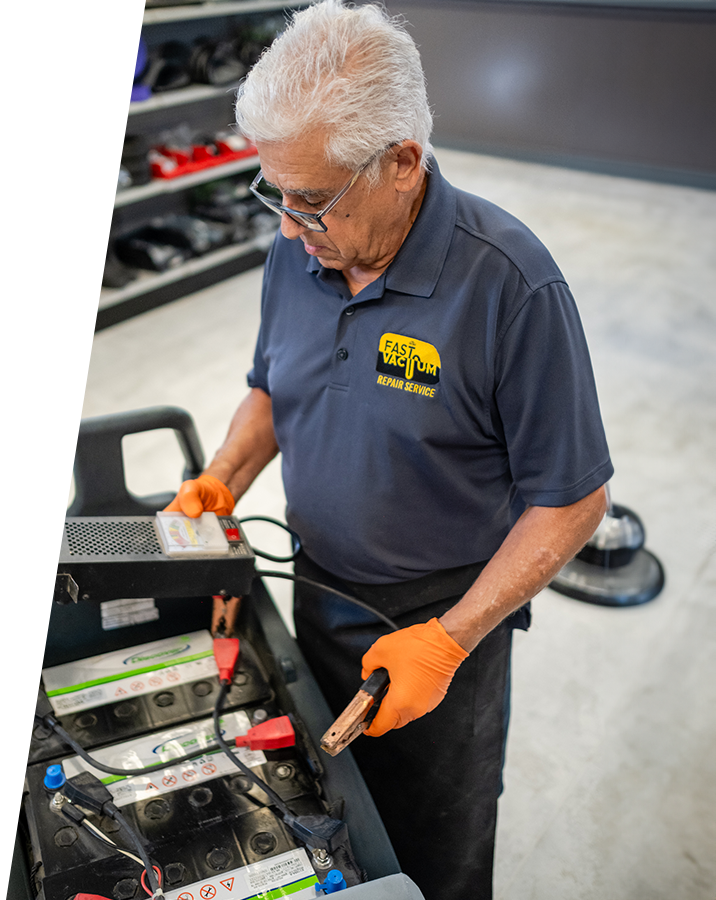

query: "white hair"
(235, 0), (433, 185)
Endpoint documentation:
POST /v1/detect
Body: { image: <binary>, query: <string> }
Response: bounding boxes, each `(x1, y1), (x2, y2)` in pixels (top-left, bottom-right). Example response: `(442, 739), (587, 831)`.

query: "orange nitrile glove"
(163, 473), (235, 518)
(360, 617), (469, 737)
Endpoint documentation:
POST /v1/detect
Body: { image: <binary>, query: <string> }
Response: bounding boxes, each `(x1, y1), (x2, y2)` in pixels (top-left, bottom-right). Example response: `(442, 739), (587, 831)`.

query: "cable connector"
(213, 636), (240, 685)
(64, 775), (162, 898)
(62, 772), (114, 815)
(283, 814), (348, 853)
(73, 894), (115, 900)
(234, 716), (296, 751)
(36, 686), (56, 723)
(62, 803), (86, 826)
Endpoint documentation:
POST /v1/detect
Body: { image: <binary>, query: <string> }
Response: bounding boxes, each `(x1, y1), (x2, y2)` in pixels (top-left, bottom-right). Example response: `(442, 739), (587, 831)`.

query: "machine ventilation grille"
(64, 519), (163, 557)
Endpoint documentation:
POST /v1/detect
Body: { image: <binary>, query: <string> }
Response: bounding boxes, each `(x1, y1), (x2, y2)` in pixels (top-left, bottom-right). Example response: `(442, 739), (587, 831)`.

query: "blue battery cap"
(44, 764), (66, 791)
(320, 870), (347, 893)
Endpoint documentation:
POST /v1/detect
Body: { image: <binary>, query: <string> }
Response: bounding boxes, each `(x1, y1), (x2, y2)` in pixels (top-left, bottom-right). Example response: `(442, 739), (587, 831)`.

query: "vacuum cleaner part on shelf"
(234, 21), (284, 70)
(131, 38), (151, 104)
(148, 41), (194, 94)
(120, 134), (152, 189)
(114, 216), (228, 273)
(149, 136), (257, 180)
(129, 17), (286, 105)
(114, 230), (188, 273)
(189, 38), (247, 86)
(110, 193), (276, 279)
(550, 502), (665, 606)
(102, 245), (137, 290)
(131, 36), (248, 102)
(189, 180), (263, 243)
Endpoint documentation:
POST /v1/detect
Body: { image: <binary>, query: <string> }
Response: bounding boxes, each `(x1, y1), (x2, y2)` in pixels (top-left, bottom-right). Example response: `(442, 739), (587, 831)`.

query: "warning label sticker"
(62, 711), (266, 807)
(100, 597), (160, 631)
(42, 630), (217, 714)
(163, 850), (319, 900)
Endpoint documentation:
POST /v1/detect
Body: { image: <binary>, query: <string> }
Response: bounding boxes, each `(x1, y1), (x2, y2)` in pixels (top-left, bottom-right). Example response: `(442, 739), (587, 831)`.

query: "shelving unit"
(114, 151), (259, 207)
(102, 1), (303, 329)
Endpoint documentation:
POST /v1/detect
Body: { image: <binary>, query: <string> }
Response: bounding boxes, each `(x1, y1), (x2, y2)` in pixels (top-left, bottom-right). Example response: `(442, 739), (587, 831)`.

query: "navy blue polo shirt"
(248, 161), (613, 583)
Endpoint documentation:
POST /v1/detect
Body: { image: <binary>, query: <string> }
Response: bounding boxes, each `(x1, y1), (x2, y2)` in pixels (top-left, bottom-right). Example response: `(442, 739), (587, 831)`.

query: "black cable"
(237, 516), (398, 629)
(212, 682), (293, 818)
(62, 775), (161, 897)
(39, 715), (222, 778)
(81, 818), (144, 865)
(238, 515), (302, 562)
(255, 570), (400, 632)
(108, 805), (161, 897)
(64, 801), (146, 869)
(211, 682), (351, 854)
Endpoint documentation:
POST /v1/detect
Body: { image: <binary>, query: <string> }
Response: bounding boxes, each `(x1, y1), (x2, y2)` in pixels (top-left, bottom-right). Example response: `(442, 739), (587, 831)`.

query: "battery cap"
(320, 870), (347, 893)
(44, 764), (66, 791)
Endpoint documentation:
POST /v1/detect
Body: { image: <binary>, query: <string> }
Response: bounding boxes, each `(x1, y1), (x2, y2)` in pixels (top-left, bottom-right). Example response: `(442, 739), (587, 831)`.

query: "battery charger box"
(56, 514), (256, 603)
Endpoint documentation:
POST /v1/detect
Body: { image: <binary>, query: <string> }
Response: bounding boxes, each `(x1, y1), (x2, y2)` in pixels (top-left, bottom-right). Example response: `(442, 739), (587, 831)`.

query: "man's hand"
(360, 618), (469, 737)
(164, 473), (235, 518)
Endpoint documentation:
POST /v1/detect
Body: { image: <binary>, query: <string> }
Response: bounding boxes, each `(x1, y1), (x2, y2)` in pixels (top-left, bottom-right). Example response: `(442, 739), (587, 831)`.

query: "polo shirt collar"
(305, 159), (456, 300)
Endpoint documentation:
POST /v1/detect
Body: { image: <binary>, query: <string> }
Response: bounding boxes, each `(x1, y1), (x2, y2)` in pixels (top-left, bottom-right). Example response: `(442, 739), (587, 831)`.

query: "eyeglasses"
(249, 153), (379, 233)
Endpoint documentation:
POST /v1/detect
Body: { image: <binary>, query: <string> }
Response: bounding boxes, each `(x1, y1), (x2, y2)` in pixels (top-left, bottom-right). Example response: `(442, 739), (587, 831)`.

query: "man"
(167, 1), (612, 896)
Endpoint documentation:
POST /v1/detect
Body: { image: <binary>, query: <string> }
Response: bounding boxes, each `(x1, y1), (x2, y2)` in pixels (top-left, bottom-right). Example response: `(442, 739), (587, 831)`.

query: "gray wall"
(384, 0), (716, 188)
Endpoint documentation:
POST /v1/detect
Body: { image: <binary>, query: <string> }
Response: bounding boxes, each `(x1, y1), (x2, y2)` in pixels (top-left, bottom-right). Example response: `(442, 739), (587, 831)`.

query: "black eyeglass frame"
(249, 150), (385, 233)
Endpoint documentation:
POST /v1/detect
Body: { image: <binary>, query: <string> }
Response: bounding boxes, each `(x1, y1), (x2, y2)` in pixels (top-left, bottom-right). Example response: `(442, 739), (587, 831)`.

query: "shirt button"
(344, 305), (355, 316)
(336, 348), (349, 361)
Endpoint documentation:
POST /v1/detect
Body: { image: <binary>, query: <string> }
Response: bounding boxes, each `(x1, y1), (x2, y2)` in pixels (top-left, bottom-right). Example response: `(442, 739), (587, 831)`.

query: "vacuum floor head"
(550, 503), (665, 607)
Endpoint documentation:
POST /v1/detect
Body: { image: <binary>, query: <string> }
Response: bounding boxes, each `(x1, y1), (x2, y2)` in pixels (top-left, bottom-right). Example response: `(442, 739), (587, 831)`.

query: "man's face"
(254, 134), (415, 274)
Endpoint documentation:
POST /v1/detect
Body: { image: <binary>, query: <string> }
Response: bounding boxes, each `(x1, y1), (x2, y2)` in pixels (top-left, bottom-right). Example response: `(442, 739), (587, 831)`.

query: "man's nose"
(280, 211), (308, 240)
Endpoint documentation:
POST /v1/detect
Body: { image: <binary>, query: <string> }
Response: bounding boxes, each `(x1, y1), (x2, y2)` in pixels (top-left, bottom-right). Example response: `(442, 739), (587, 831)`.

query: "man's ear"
(393, 141), (424, 193)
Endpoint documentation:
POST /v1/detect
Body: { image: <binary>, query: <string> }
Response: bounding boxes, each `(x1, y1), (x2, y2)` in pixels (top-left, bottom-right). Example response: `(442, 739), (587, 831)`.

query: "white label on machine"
(62, 710), (266, 807)
(100, 597), (159, 631)
(155, 510), (230, 557)
(163, 849), (319, 900)
(42, 630), (217, 714)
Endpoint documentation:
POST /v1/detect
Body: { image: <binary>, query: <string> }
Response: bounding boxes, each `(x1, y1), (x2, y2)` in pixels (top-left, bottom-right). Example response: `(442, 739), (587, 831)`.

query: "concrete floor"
(81, 147), (716, 899)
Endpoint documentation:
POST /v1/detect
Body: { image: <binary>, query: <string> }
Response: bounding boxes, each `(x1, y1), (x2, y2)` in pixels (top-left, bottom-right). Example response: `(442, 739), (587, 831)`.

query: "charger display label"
(155, 511), (231, 557)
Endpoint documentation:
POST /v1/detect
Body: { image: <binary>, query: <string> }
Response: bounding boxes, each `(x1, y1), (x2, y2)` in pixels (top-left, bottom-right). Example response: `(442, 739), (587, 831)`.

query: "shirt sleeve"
(493, 280), (613, 507)
(247, 334), (269, 393)
(246, 242), (276, 394)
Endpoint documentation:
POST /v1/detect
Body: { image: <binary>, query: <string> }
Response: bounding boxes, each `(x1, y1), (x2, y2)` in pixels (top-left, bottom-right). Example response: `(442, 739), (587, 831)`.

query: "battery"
(30, 632), (272, 766)
(24, 753), (325, 900)
(24, 631), (362, 899)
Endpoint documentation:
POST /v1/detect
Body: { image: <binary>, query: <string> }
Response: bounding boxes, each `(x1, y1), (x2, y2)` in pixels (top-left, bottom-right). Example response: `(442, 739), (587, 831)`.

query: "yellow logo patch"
(376, 333), (441, 385)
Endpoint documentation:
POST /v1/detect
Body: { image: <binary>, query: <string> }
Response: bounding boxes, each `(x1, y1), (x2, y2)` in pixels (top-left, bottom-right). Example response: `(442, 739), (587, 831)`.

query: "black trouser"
(293, 553), (525, 900)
